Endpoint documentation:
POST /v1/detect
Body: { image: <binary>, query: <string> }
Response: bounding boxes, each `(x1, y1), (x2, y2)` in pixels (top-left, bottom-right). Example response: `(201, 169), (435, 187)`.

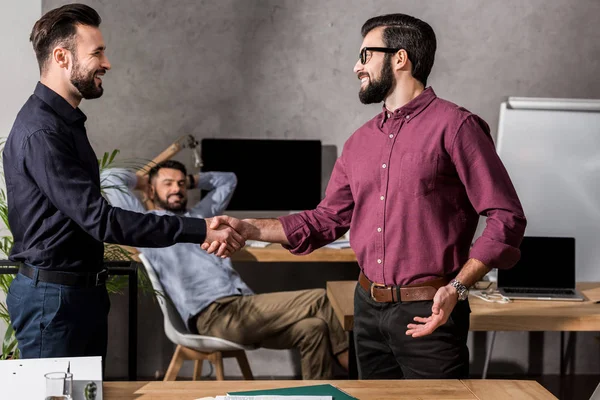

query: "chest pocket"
(399, 152), (438, 197)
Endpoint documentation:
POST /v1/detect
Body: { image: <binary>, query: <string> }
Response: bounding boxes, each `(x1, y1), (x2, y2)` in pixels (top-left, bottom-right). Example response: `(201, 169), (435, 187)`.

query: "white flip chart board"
(496, 96), (600, 281)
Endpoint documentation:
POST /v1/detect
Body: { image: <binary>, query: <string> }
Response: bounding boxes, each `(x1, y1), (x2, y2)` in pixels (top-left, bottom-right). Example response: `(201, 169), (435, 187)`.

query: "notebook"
(497, 236), (584, 301)
(228, 384), (357, 399)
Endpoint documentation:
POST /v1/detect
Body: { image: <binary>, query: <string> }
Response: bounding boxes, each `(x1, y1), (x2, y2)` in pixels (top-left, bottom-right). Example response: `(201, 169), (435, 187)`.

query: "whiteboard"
(496, 97), (600, 281)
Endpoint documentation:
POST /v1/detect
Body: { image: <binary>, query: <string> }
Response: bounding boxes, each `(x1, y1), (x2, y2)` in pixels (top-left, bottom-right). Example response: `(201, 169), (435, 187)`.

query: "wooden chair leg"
(164, 345), (184, 381)
(233, 351), (254, 380)
(209, 352), (225, 380)
(193, 360), (203, 381)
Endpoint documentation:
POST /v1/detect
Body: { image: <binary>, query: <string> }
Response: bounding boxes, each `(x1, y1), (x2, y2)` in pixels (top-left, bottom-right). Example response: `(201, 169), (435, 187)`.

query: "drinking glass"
(44, 371), (73, 400)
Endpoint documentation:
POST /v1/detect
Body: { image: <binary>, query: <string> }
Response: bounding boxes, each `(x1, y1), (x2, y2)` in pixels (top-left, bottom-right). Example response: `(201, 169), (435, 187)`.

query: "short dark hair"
(148, 160), (188, 184)
(361, 14), (436, 87)
(30, 3), (101, 73)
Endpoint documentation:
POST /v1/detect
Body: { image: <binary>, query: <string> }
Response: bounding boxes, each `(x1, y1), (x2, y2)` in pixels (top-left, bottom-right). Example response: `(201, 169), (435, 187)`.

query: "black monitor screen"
(497, 236), (576, 289)
(200, 138), (322, 211)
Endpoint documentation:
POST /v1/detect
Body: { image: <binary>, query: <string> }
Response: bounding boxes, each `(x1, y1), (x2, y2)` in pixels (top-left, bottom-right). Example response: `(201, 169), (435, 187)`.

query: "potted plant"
(0, 147), (148, 359)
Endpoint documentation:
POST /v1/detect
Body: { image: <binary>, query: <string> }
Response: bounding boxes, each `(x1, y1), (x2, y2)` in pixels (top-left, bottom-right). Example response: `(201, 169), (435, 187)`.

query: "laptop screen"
(497, 236), (576, 289)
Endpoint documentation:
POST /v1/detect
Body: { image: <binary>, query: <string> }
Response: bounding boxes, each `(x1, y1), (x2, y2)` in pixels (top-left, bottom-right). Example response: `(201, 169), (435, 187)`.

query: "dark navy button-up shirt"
(3, 82), (207, 272)
(280, 87), (526, 286)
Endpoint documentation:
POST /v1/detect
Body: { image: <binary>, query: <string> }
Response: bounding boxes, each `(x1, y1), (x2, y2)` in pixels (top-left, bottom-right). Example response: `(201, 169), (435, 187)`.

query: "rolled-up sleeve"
(21, 130), (207, 246)
(100, 168), (145, 213)
(451, 116), (527, 269)
(188, 171), (237, 218)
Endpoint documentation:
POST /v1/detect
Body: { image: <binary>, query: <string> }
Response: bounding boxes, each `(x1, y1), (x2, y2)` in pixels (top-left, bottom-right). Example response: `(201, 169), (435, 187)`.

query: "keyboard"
(502, 288), (575, 295)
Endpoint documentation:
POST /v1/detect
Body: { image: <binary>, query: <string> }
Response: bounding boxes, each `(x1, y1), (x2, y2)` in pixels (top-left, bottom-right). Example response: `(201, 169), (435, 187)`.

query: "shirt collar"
(379, 86), (437, 128)
(34, 82), (87, 125)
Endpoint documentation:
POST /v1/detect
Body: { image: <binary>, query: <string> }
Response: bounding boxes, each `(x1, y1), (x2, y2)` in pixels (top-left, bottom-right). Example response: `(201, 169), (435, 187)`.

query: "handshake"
(201, 215), (263, 257)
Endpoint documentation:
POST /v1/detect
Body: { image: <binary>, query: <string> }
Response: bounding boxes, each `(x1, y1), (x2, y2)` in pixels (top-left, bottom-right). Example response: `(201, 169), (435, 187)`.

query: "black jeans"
(7, 272), (110, 361)
(354, 281), (470, 379)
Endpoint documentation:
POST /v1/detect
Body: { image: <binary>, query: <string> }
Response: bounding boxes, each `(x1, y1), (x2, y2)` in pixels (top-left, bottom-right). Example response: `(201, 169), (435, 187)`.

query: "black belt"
(19, 264), (108, 287)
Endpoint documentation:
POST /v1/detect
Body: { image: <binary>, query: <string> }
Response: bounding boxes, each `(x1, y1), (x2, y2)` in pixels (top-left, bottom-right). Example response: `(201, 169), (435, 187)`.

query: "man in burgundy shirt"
(206, 13), (526, 379)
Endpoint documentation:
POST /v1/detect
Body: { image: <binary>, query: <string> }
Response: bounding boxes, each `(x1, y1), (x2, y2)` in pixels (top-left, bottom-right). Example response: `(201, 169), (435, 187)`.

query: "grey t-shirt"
(101, 168), (253, 329)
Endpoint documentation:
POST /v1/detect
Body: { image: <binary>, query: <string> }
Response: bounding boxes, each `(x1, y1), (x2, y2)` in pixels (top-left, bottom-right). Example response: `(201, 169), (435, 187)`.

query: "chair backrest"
(138, 253), (191, 336)
(138, 253), (256, 352)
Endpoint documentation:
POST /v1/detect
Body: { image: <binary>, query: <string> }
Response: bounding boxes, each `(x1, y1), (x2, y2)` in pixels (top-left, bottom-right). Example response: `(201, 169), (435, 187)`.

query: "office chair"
(138, 253), (256, 381)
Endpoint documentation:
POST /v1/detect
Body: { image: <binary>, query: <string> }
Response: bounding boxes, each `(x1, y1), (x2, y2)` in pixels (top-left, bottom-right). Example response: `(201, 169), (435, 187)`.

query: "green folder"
(229, 383), (357, 399)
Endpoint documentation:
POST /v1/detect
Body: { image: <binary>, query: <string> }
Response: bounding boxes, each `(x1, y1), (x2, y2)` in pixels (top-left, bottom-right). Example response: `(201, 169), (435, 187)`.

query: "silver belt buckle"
(95, 269), (108, 286)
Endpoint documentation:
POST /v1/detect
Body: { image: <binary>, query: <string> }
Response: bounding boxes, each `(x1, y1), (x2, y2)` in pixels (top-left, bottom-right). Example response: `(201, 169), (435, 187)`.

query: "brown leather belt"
(359, 271), (450, 303)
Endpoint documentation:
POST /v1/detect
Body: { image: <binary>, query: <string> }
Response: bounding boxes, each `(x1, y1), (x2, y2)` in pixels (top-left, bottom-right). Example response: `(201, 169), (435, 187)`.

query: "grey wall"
(44, 0), (600, 159)
(0, 0), (40, 347)
(42, 0), (600, 379)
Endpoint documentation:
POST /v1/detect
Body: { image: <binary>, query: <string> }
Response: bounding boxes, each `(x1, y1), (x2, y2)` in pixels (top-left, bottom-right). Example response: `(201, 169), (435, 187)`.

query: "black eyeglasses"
(359, 47), (401, 65)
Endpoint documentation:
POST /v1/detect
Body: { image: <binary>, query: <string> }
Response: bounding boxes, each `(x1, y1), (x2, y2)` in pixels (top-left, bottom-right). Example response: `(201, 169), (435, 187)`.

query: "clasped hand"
(202, 215), (251, 258)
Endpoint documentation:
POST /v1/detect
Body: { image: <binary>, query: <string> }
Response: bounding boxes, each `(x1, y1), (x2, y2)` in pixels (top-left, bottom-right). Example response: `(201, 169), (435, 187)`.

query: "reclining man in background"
(101, 160), (348, 379)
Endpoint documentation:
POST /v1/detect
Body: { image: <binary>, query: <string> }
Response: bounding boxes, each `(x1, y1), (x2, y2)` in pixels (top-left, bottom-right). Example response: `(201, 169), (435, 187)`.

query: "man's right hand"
(201, 215), (258, 255)
(202, 216), (288, 255)
(203, 216), (246, 258)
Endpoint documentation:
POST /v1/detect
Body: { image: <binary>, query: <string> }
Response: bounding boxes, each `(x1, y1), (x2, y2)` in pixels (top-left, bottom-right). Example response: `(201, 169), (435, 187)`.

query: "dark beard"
(359, 56), (394, 104)
(155, 194), (187, 214)
(70, 57), (104, 100)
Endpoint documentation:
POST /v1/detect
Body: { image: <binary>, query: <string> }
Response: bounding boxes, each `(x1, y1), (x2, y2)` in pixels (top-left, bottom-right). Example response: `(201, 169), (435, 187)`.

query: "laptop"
(590, 381), (600, 400)
(497, 236), (585, 301)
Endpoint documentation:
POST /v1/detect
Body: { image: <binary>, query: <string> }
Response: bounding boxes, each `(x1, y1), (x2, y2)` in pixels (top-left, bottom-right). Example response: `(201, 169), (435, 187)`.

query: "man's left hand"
(405, 284), (458, 338)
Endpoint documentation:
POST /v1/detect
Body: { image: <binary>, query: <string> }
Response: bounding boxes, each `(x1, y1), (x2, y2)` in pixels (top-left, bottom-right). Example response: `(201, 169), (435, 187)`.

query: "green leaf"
(100, 151), (109, 169)
(108, 149), (120, 165)
(1, 324), (18, 360)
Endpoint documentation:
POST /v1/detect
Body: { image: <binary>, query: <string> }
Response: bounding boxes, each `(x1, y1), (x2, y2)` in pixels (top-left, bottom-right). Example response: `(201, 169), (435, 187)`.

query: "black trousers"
(354, 282), (470, 379)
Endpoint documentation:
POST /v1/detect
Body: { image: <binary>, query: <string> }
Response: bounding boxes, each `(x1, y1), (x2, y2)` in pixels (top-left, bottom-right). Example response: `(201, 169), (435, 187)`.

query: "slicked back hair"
(30, 3), (101, 73)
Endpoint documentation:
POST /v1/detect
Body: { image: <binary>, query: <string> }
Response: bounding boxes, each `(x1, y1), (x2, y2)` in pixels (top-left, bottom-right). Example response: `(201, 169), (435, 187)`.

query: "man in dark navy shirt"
(3, 4), (244, 361)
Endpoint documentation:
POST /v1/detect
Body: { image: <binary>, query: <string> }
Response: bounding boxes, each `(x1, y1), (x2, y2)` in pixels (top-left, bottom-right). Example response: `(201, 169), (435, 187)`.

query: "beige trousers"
(195, 288), (348, 379)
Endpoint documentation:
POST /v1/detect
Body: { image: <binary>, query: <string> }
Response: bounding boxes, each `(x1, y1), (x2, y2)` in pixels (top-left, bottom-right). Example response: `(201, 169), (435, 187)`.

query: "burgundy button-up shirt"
(279, 88), (526, 286)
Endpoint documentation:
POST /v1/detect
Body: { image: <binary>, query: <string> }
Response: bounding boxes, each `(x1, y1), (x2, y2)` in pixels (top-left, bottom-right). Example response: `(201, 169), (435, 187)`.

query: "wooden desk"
(327, 281), (600, 380)
(231, 243), (357, 262)
(103, 379), (556, 399)
(326, 281), (600, 331)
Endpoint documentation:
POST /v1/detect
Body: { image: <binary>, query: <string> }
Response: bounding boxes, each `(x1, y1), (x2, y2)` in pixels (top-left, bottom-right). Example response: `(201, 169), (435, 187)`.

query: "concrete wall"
(0, 0), (40, 342)
(22, 0), (600, 379)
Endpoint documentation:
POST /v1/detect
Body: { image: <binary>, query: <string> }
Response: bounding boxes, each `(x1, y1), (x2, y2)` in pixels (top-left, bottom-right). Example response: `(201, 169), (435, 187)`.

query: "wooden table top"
(327, 281), (600, 331)
(231, 243), (357, 262)
(103, 379), (556, 399)
(118, 243), (357, 263)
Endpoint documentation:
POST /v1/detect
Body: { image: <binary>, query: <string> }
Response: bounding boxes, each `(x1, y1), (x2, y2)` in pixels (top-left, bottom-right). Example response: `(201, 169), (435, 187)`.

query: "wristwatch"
(449, 279), (469, 301)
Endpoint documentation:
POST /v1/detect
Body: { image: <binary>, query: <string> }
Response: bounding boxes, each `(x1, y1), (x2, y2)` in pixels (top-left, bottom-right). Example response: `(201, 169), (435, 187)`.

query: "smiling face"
(353, 26), (395, 104)
(150, 168), (188, 213)
(69, 24), (111, 99)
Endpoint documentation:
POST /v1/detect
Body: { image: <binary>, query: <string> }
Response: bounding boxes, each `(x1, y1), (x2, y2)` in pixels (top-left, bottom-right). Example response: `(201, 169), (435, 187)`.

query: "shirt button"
(377, 259), (382, 264)
(405, 115), (410, 120)
(387, 113), (391, 118)
(389, 134), (393, 138)
(382, 164), (387, 169)
(380, 195), (384, 200)
(377, 227), (382, 232)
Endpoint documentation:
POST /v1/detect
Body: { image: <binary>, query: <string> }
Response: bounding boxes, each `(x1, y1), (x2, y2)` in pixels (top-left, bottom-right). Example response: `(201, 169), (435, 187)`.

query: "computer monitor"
(497, 236), (576, 290)
(200, 138), (322, 216)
